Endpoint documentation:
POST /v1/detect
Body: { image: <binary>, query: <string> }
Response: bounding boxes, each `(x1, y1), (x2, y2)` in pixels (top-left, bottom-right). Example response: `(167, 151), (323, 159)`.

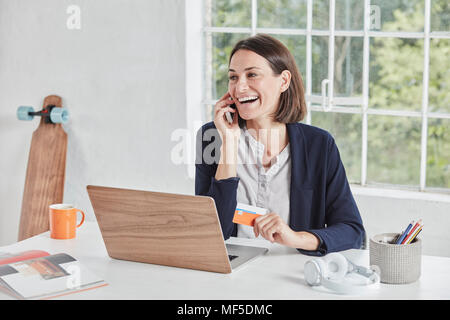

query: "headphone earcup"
(304, 258), (326, 286)
(304, 253), (380, 295)
(322, 253), (348, 281)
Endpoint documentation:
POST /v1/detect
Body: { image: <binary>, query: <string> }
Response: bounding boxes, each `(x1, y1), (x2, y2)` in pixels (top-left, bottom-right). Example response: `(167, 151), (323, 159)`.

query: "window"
(202, 0), (450, 192)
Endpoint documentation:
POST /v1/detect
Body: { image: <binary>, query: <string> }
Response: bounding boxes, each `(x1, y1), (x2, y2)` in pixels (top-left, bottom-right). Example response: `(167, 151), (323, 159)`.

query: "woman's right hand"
(213, 92), (240, 179)
(213, 92), (240, 141)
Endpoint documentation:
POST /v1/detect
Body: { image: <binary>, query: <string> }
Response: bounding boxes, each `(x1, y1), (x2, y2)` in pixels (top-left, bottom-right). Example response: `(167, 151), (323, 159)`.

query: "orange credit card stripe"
(232, 209), (261, 226)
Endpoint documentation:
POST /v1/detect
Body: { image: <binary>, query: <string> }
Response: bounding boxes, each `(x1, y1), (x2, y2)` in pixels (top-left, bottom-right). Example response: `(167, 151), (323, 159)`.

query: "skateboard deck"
(18, 95), (68, 241)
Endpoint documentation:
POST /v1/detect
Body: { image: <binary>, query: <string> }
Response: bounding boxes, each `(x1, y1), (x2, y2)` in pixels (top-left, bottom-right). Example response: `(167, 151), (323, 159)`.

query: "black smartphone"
(225, 103), (236, 124)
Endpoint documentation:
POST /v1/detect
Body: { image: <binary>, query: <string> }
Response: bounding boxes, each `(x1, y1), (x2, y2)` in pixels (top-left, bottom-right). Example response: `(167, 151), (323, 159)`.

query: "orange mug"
(49, 204), (85, 239)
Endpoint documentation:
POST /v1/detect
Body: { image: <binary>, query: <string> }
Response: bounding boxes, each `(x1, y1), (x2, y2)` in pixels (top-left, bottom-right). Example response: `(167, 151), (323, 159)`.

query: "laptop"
(86, 185), (268, 274)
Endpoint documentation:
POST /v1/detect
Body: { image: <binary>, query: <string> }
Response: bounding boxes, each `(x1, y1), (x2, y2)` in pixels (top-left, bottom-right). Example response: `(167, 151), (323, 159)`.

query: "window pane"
(370, 0), (424, 32)
(427, 118), (450, 188)
(429, 39), (450, 114)
(335, 0), (364, 31)
(369, 37), (423, 111)
(273, 35), (306, 81)
(311, 36), (328, 95)
(334, 37), (363, 97)
(258, 0), (307, 29)
(431, 0), (450, 32)
(210, 33), (250, 100)
(311, 111), (362, 183)
(367, 115), (421, 186)
(208, 0), (252, 28)
(313, 0), (329, 30)
(206, 104), (214, 122)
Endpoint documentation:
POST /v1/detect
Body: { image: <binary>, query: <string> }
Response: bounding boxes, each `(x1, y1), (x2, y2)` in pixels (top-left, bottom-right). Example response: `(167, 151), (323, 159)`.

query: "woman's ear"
(280, 70), (292, 93)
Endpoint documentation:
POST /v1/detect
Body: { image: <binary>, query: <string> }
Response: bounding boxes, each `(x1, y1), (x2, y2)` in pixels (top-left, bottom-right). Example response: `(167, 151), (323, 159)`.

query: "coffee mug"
(49, 204), (85, 239)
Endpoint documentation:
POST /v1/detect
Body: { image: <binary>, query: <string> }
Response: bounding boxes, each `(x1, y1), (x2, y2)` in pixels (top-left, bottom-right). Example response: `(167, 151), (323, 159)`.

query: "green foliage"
(258, 0), (307, 29)
(311, 112), (362, 183)
(210, 0), (251, 27)
(429, 38), (450, 114)
(370, 37), (424, 111)
(427, 119), (450, 188)
(368, 1), (450, 188)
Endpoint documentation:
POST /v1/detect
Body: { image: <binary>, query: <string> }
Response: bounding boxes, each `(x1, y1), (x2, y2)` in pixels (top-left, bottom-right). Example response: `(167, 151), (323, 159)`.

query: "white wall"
(0, 0), (192, 246)
(353, 187), (450, 258)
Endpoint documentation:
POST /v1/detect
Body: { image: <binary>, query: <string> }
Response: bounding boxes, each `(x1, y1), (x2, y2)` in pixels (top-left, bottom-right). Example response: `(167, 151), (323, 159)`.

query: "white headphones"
(304, 253), (380, 295)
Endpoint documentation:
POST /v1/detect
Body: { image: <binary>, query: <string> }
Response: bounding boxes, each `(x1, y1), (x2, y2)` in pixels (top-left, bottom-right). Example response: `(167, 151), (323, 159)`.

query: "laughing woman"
(195, 34), (364, 256)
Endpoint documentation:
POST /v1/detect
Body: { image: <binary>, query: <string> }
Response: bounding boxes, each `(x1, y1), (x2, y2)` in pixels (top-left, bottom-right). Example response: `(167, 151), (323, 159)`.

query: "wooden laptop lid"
(86, 185), (232, 274)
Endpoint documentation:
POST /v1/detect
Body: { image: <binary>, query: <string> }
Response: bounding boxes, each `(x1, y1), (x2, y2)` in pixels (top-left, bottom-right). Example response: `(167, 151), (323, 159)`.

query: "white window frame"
(187, 0), (450, 195)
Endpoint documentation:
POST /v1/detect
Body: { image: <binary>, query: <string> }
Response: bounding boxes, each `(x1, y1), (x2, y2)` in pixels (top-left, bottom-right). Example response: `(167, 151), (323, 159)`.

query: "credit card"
(232, 203), (268, 226)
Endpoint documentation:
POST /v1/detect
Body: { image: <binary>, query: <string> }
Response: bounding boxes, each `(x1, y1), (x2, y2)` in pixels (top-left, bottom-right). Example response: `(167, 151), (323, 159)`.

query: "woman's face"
(228, 49), (287, 122)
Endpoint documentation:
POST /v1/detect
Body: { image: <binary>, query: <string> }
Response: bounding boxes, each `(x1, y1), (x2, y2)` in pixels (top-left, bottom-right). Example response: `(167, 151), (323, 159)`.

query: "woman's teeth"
(238, 96), (259, 104)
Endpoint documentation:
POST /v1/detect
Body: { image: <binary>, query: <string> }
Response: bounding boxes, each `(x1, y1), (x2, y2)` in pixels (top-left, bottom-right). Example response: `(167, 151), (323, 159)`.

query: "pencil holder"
(369, 233), (421, 284)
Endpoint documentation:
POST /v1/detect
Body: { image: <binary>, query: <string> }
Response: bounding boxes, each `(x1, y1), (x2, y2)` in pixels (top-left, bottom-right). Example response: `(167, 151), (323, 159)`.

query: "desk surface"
(1, 221), (449, 300)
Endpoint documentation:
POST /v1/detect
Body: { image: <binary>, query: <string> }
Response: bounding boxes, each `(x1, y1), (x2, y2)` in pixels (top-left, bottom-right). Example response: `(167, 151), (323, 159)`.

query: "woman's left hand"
(253, 213), (321, 250)
(253, 213), (298, 247)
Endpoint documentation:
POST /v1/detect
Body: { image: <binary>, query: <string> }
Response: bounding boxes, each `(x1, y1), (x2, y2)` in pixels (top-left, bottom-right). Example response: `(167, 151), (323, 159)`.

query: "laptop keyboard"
(228, 255), (238, 261)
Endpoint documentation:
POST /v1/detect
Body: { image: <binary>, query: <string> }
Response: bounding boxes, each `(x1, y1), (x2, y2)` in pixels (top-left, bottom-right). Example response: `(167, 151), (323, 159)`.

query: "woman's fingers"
(214, 98), (234, 116)
(254, 213), (301, 247)
(215, 92), (232, 108)
(263, 219), (282, 242)
(264, 221), (282, 242)
(254, 213), (278, 240)
(213, 92), (240, 139)
(215, 105), (235, 118)
(253, 214), (265, 237)
(214, 94), (235, 124)
(213, 92), (240, 147)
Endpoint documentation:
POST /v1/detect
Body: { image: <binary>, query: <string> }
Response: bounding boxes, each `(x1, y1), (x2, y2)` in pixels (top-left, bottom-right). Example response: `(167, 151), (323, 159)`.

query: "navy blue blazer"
(195, 121), (365, 256)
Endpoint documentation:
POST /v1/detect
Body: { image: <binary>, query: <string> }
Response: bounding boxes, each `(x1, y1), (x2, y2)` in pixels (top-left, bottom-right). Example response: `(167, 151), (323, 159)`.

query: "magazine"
(0, 250), (107, 299)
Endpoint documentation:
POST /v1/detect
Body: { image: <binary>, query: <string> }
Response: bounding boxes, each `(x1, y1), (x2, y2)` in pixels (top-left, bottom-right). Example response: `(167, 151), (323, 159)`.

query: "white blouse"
(236, 126), (291, 239)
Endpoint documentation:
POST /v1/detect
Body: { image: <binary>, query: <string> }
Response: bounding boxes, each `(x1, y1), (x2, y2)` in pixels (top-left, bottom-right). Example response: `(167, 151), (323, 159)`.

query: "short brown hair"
(229, 34), (307, 123)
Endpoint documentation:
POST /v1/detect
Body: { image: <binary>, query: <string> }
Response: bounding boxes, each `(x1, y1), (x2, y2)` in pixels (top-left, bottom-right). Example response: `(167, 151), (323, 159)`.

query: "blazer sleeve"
(298, 137), (365, 256)
(194, 125), (239, 239)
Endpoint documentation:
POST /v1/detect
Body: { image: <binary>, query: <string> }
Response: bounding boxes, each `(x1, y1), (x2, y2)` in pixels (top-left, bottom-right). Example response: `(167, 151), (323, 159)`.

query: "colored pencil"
(407, 226), (423, 244)
(396, 221), (414, 244)
(401, 219), (422, 244)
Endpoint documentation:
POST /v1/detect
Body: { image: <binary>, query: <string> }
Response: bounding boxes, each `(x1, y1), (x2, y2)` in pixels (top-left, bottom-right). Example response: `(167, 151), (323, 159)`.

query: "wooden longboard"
(18, 95), (67, 241)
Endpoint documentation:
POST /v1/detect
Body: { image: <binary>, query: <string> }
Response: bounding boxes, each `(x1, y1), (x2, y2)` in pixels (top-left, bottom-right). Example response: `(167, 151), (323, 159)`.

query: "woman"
(195, 34), (364, 256)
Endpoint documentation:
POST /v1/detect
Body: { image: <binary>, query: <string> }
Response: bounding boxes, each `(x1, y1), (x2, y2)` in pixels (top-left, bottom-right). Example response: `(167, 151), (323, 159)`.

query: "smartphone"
(225, 103), (236, 124)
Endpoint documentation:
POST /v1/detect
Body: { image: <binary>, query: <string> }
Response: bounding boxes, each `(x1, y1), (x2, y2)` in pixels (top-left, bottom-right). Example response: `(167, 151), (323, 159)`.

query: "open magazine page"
(0, 250), (50, 265)
(0, 253), (106, 299)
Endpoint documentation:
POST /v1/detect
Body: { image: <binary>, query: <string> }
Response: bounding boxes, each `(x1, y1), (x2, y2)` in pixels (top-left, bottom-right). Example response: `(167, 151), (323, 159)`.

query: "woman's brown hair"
(229, 34), (307, 123)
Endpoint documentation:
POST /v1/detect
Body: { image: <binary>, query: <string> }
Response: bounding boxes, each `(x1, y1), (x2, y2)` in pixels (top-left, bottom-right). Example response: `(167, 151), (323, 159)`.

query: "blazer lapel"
(286, 123), (312, 230)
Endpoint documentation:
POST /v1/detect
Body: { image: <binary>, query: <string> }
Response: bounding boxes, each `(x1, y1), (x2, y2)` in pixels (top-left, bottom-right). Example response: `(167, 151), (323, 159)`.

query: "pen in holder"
(369, 233), (421, 284)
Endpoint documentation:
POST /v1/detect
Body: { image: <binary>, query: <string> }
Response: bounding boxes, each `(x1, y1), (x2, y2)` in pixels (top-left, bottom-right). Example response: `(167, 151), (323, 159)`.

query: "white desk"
(1, 221), (449, 300)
